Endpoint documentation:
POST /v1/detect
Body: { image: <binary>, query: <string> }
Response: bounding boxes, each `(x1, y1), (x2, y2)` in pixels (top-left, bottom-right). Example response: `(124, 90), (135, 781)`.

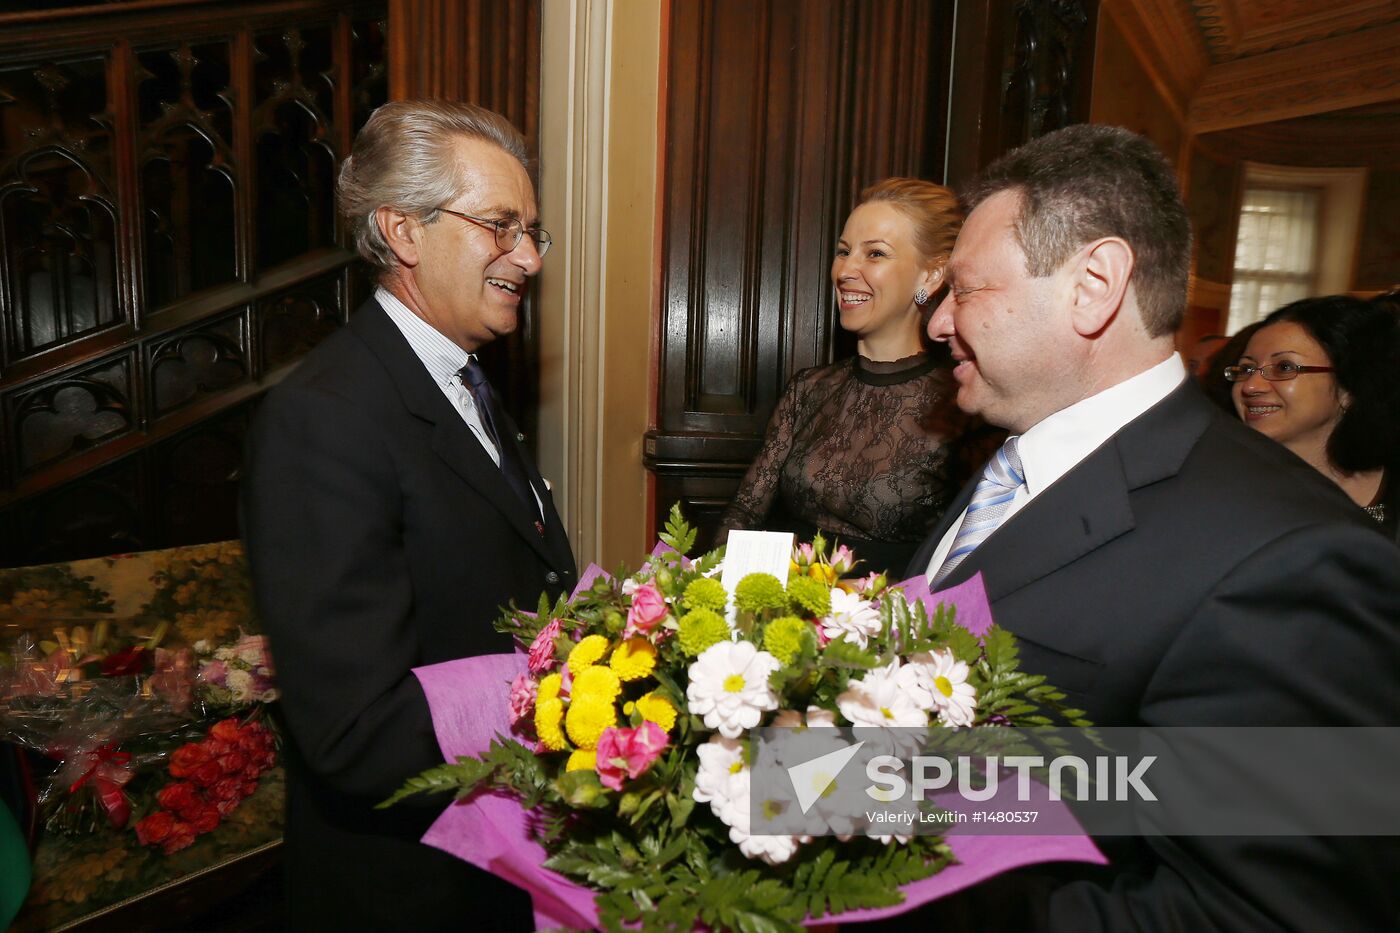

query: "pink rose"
(792, 542), (816, 566)
(594, 722), (670, 791)
(829, 545), (856, 575)
(625, 583), (668, 636)
(528, 619), (564, 674)
(508, 672), (537, 725)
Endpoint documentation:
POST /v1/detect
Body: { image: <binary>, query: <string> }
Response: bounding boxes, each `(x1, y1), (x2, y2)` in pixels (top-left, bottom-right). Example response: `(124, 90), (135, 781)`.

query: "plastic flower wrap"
(385, 508), (1096, 931)
(0, 624), (278, 847)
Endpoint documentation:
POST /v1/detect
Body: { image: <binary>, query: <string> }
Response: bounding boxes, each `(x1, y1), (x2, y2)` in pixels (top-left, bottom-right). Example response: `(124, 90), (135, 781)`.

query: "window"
(1226, 187), (1320, 333)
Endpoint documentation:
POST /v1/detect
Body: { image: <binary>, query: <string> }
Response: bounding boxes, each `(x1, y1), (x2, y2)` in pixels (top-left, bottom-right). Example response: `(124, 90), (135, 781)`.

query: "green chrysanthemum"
(677, 608), (730, 657)
(733, 573), (787, 615)
(683, 576), (728, 613)
(763, 615), (813, 665)
(786, 575), (831, 617)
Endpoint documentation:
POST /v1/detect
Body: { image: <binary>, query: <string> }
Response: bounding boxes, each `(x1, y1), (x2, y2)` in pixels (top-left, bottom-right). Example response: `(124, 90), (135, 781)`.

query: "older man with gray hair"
(243, 100), (575, 931)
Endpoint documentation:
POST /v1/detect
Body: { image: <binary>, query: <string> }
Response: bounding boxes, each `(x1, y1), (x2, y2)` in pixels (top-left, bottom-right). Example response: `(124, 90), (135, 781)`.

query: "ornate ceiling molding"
(1191, 0), (1400, 62)
(1189, 22), (1400, 132)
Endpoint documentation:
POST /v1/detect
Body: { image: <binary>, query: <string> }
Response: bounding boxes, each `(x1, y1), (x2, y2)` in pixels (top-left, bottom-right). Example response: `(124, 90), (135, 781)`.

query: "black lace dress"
(717, 352), (990, 576)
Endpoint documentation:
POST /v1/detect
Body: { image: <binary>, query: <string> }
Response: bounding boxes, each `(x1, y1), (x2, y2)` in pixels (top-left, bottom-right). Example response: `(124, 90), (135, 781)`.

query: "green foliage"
(658, 504), (698, 557)
(818, 638), (878, 671)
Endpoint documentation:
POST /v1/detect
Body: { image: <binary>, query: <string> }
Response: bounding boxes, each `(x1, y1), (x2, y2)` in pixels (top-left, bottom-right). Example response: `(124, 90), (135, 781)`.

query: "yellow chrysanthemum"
(568, 634), (611, 670)
(566, 748), (597, 772)
(565, 696), (617, 749)
(572, 665), (622, 703)
(538, 672), (564, 704)
(609, 637), (658, 681)
(535, 698), (567, 751)
(635, 691), (678, 732)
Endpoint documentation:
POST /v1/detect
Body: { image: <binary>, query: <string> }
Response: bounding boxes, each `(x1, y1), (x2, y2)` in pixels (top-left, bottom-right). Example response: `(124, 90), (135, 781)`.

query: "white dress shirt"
(378, 288), (546, 518)
(924, 354), (1188, 579)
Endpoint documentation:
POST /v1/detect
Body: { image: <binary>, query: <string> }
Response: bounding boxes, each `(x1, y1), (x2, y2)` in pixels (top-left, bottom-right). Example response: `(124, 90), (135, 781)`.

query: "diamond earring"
(914, 287), (929, 306)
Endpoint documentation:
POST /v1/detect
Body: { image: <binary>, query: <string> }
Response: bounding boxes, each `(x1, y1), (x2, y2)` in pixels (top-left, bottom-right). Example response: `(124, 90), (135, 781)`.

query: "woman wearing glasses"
(716, 179), (993, 575)
(1227, 294), (1400, 541)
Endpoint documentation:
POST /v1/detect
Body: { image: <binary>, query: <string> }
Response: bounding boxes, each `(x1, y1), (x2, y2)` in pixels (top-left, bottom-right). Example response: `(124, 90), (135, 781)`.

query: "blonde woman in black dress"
(718, 179), (992, 575)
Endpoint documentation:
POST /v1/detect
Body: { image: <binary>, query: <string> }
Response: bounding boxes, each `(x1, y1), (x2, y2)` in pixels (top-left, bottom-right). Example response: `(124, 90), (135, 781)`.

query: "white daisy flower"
(837, 662), (929, 730)
(693, 734), (747, 824)
(907, 648), (978, 727)
(724, 782), (806, 865)
(820, 588), (882, 649)
(686, 641), (781, 739)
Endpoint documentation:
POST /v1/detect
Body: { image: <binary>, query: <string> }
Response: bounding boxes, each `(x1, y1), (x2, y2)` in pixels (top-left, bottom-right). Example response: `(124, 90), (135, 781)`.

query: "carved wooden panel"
(0, 55), (121, 360)
(1, 0), (543, 567)
(7, 353), (133, 476)
(136, 40), (238, 310)
(252, 24), (339, 271)
(0, 0), (391, 566)
(147, 310), (250, 418)
(258, 272), (344, 371)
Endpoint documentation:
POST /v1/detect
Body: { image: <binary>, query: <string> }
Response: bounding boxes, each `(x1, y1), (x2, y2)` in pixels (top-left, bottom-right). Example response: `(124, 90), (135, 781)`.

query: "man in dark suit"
(242, 100), (576, 931)
(905, 124), (1400, 931)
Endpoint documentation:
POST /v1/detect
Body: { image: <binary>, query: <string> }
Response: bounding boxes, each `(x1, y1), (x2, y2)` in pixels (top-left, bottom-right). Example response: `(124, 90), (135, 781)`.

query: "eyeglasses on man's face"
(1223, 361), (1336, 383)
(433, 207), (552, 258)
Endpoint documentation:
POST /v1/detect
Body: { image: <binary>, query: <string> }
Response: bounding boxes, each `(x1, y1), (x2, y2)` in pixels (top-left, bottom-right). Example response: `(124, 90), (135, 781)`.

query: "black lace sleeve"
(715, 372), (808, 542)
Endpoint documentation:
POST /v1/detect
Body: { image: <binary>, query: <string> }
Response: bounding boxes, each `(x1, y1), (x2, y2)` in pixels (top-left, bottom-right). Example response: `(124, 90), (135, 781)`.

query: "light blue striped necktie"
(932, 437), (1025, 585)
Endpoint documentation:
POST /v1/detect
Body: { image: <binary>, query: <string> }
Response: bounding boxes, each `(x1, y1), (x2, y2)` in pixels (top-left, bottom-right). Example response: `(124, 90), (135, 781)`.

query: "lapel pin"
(535, 521), (546, 537)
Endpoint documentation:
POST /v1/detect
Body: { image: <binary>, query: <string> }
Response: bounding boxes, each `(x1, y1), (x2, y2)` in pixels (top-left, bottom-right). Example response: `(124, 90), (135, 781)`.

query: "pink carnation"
(594, 721), (670, 791)
(508, 672), (537, 725)
(625, 582), (668, 637)
(528, 618), (564, 674)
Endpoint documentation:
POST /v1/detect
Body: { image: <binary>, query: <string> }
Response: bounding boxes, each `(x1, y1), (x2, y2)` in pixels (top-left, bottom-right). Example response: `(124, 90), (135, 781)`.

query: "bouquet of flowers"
(386, 509), (1098, 931)
(0, 623), (278, 845)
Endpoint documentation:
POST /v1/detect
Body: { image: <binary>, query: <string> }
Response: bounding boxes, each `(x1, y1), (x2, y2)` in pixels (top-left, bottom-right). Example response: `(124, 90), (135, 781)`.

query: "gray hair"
(336, 99), (529, 272)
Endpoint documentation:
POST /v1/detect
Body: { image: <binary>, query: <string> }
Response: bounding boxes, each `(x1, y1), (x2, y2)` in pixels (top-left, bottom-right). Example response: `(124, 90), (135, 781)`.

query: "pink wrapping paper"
(411, 574), (1104, 929)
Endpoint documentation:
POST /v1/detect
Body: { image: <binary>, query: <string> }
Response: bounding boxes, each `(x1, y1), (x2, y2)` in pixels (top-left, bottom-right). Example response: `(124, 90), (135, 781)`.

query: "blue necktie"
(932, 437), (1025, 585)
(459, 359), (540, 521)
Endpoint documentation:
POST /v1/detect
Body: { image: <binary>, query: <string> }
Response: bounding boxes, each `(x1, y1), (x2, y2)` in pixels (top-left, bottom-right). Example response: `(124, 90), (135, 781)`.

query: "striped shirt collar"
(376, 286), (473, 388)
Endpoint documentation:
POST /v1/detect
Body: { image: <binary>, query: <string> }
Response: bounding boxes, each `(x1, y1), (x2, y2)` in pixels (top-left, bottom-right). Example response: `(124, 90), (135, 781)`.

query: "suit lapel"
(937, 382), (1214, 602)
(348, 300), (570, 572)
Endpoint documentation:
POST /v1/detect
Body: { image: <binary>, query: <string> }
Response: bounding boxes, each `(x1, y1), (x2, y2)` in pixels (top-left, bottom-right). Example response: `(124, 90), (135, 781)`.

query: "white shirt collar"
(376, 286), (473, 388)
(1016, 354), (1187, 498)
